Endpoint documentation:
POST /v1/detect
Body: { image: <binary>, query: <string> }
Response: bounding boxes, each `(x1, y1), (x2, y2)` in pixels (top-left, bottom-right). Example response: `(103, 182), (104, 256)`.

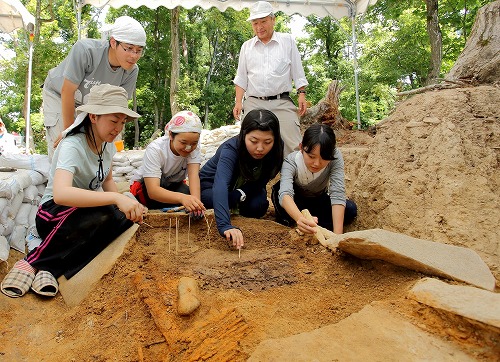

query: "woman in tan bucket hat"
(1, 84), (147, 299)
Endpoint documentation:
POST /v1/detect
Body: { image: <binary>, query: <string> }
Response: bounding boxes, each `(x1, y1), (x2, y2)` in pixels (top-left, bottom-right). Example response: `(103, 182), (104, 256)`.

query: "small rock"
(177, 277), (201, 316)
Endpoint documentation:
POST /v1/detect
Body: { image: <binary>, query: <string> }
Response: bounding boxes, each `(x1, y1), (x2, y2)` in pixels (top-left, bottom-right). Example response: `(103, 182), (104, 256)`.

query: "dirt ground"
(0, 86), (499, 361)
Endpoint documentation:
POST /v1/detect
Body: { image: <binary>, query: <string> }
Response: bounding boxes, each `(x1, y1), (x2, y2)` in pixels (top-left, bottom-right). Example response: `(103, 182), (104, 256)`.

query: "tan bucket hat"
(63, 84), (140, 138)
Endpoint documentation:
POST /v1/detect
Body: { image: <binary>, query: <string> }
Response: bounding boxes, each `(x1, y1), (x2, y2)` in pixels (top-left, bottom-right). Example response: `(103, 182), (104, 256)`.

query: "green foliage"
(297, 0), (491, 127)
(27, 112), (47, 154)
(0, 0), (492, 148)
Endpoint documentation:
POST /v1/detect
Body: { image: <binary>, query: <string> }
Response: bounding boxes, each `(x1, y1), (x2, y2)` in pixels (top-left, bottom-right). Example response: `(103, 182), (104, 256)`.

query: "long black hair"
(237, 109), (284, 181)
(301, 123), (336, 160)
(66, 114), (92, 137)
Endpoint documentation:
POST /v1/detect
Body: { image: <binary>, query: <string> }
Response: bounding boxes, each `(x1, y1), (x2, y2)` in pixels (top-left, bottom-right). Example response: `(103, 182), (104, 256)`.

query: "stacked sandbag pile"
(0, 153), (50, 262)
(199, 124), (240, 162)
(112, 150), (145, 183)
(0, 124), (241, 261)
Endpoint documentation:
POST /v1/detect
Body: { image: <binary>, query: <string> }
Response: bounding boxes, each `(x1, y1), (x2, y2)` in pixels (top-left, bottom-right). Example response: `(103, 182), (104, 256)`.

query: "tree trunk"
(447, 1), (500, 85)
(299, 80), (351, 131)
(204, 31), (219, 126)
(170, 7), (180, 116)
(424, 0), (442, 86)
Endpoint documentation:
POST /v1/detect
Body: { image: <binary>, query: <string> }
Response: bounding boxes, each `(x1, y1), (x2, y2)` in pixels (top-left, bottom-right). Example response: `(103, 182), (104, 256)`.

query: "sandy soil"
(0, 86), (499, 361)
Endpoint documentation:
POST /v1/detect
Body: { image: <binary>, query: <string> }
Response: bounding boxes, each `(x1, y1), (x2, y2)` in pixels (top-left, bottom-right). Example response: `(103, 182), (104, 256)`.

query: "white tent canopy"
(0, 0), (35, 33)
(82, 0), (376, 19)
(79, 0), (378, 127)
(0, 0), (35, 151)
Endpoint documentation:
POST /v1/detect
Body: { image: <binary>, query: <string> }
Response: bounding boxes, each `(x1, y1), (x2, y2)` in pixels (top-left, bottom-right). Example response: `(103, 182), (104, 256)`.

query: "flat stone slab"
(409, 278), (500, 330)
(58, 224), (139, 307)
(248, 303), (474, 361)
(333, 229), (496, 291)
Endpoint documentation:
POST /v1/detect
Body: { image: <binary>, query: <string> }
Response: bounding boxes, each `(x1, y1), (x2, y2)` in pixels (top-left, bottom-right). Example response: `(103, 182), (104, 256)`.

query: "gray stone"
(335, 229), (496, 291)
(248, 303), (474, 362)
(58, 224), (139, 306)
(409, 278), (500, 330)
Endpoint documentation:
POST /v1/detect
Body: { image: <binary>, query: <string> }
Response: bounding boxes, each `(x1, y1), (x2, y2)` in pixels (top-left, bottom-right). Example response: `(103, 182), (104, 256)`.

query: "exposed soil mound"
(349, 86), (500, 280)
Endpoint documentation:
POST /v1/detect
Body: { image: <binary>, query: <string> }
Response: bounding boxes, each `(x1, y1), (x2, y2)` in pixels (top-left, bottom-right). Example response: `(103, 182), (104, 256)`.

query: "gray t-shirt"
(278, 149), (346, 206)
(41, 131), (116, 205)
(43, 39), (138, 107)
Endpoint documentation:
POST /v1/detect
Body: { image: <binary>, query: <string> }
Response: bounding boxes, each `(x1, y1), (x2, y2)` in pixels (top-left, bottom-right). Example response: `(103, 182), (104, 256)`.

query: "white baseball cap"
(247, 1), (274, 21)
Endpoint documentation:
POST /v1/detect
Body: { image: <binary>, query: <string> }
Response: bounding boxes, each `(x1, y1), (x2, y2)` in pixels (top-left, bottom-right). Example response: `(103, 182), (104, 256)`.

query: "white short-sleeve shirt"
(130, 135), (201, 184)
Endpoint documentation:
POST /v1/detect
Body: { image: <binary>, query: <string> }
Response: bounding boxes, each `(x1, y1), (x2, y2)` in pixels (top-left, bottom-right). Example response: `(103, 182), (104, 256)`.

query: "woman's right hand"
(296, 215), (318, 235)
(224, 228), (244, 249)
(116, 193), (147, 223)
(180, 194), (206, 214)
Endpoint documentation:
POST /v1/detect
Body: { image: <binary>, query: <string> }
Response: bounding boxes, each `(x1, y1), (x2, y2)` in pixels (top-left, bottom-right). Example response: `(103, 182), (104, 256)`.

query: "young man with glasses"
(42, 16), (146, 160)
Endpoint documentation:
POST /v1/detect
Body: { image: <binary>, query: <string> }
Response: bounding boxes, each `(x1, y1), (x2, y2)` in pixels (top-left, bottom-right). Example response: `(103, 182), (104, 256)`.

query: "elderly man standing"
(233, 1), (308, 156)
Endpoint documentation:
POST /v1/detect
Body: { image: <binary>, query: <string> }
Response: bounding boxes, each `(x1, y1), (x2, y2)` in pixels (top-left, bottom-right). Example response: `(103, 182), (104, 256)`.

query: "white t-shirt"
(130, 135), (201, 184)
(233, 31), (308, 97)
(41, 131), (116, 205)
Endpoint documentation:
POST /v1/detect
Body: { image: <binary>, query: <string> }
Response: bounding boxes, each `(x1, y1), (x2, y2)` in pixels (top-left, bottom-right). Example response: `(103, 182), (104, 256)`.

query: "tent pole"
(25, 30), (34, 153)
(344, 0), (362, 130)
(77, 0), (82, 40)
(351, 14), (361, 130)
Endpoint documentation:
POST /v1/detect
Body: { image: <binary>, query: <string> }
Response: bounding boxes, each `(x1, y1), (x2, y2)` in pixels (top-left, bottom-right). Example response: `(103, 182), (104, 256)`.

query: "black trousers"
(29, 200), (133, 279)
(140, 178), (190, 210)
(271, 181), (357, 231)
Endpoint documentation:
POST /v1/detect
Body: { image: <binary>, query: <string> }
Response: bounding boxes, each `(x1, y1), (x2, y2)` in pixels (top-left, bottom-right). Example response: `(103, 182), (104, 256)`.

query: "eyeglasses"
(118, 42), (144, 56)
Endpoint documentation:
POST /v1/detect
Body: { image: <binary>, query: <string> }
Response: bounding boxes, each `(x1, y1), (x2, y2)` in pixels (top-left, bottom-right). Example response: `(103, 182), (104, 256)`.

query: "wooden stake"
(188, 214), (191, 246)
(238, 248), (241, 259)
(301, 209), (327, 246)
(205, 215), (212, 247)
(175, 217), (179, 254)
(168, 218), (172, 253)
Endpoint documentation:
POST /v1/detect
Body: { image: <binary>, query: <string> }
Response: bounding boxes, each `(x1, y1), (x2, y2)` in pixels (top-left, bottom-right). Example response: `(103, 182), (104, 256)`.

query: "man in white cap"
(233, 1), (308, 156)
(42, 16), (146, 160)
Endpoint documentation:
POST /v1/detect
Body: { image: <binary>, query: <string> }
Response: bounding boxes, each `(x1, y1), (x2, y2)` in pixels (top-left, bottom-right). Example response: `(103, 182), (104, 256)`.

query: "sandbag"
(113, 176), (128, 183)
(113, 165), (134, 175)
(23, 184), (39, 204)
(14, 171), (32, 190)
(130, 160), (143, 168)
(112, 160), (130, 167)
(28, 170), (45, 186)
(9, 224), (27, 253)
(7, 190), (24, 219)
(3, 218), (15, 236)
(0, 198), (9, 224)
(14, 203), (32, 227)
(0, 174), (21, 199)
(112, 153), (129, 163)
(0, 235), (9, 262)
(28, 204), (38, 226)
(36, 183), (45, 194)
(0, 153), (50, 178)
(128, 153), (144, 164)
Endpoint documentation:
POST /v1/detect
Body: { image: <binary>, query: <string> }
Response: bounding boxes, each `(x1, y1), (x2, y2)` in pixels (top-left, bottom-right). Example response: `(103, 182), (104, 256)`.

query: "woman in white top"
(130, 111), (205, 218)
